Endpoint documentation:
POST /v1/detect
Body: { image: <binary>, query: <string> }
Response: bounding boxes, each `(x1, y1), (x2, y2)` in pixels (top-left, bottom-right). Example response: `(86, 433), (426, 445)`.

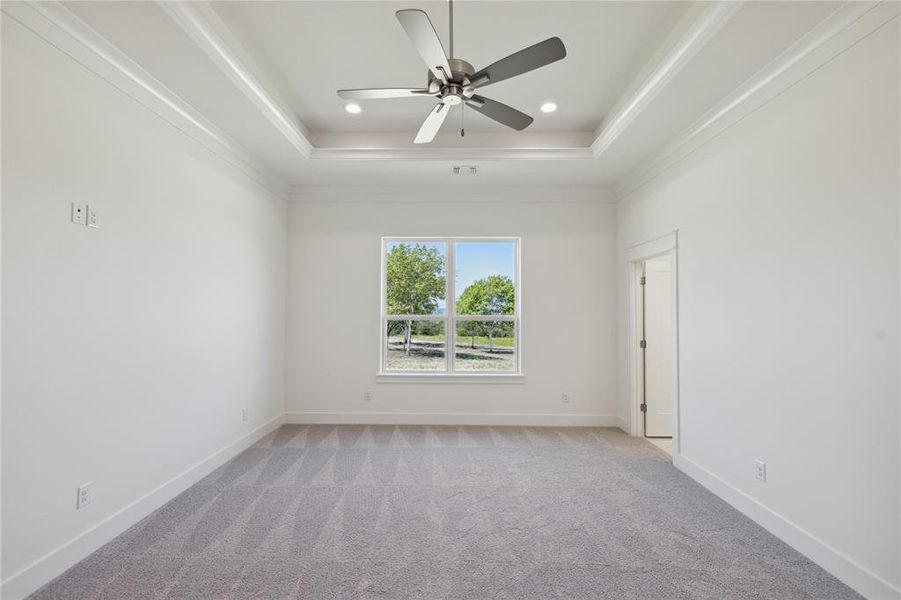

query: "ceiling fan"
(337, 0), (566, 144)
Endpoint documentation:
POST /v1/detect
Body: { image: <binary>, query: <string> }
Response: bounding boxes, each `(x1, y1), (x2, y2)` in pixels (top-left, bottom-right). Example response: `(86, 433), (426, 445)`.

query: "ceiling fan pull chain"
(461, 102), (465, 137)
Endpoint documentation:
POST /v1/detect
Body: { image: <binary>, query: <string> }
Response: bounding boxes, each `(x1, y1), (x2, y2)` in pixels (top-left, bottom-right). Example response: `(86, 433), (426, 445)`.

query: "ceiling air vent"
(453, 165), (478, 175)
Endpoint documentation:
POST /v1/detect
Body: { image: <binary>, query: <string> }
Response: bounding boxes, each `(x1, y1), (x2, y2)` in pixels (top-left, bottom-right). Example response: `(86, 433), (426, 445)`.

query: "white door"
(643, 255), (673, 437)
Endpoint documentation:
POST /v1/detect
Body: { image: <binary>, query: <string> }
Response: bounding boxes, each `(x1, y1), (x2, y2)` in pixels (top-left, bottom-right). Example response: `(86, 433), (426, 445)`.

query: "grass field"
(386, 335), (515, 371)
(405, 334), (514, 348)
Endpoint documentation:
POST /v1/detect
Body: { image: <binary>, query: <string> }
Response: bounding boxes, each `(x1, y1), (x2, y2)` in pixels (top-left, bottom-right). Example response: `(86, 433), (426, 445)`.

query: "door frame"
(624, 231), (680, 456)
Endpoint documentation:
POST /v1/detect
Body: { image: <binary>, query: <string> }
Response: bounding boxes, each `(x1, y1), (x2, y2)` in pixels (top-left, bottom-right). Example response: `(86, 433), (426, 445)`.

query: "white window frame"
(378, 237), (522, 380)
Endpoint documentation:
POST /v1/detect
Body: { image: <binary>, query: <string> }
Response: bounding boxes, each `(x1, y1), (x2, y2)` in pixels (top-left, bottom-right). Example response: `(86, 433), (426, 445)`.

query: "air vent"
(453, 165), (478, 175)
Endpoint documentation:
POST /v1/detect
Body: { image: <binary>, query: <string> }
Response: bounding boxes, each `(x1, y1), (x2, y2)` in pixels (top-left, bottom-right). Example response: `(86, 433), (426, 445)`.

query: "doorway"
(639, 255), (674, 448)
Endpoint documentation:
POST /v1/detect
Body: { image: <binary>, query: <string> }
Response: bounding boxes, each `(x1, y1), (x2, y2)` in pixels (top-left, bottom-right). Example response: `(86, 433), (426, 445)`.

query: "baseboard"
(0, 414), (285, 600)
(673, 454), (900, 600)
(284, 411), (621, 427)
(615, 415), (630, 434)
(12, 417), (889, 599)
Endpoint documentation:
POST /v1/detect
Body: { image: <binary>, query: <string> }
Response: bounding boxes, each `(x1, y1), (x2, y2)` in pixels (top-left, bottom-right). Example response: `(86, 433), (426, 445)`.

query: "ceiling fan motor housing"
(429, 58), (474, 85)
(429, 59), (475, 105)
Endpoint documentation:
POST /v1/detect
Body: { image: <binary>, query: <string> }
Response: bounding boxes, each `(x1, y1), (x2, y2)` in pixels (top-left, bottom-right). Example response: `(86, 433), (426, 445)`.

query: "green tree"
(456, 275), (515, 352)
(386, 243), (446, 354)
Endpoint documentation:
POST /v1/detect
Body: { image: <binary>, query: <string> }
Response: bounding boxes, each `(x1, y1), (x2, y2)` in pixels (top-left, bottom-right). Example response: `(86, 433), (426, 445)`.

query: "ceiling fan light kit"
(337, 0), (567, 144)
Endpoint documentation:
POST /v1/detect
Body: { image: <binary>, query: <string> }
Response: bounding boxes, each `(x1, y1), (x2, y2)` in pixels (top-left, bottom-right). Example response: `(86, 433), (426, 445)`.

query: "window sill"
(375, 373), (525, 384)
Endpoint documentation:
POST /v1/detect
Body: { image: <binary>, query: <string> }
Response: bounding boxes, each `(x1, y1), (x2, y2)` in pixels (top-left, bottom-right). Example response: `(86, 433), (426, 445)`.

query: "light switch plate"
(71, 202), (86, 225)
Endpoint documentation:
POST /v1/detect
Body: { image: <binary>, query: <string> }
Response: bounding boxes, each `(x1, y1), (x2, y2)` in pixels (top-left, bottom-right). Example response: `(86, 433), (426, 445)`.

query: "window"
(381, 238), (520, 376)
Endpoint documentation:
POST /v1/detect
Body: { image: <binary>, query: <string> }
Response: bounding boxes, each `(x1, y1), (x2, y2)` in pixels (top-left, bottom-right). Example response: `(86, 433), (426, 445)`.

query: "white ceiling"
(214, 1), (687, 134)
(596, 0), (841, 183)
(58, 0), (850, 191)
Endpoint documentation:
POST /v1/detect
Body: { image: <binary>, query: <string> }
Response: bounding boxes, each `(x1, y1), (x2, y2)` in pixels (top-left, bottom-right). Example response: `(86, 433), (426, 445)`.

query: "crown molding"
(309, 147), (596, 161)
(291, 185), (615, 203)
(11, 0), (753, 173)
(311, 130), (596, 150)
(7, 0), (886, 196)
(1, 0), (291, 200)
(614, 0), (899, 201)
(3, 0), (595, 172)
(159, 1), (314, 159)
(156, 0), (744, 166)
(590, 1), (744, 158)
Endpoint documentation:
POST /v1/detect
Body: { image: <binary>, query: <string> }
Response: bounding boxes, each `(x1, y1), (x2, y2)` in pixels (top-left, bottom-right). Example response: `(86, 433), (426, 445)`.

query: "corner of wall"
(0, 416), (284, 600)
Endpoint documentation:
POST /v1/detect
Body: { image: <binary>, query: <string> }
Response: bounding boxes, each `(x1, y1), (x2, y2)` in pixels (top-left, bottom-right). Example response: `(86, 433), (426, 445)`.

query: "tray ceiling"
(13, 0), (887, 191)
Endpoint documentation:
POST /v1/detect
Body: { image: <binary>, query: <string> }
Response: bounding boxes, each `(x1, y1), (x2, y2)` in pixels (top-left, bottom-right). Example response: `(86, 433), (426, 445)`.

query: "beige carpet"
(30, 425), (859, 599)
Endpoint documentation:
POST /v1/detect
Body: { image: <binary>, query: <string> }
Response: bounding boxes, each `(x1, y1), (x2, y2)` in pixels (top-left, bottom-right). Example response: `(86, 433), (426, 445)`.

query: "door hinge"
(640, 403), (647, 412)
(639, 276), (646, 285)
(639, 340), (647, 349)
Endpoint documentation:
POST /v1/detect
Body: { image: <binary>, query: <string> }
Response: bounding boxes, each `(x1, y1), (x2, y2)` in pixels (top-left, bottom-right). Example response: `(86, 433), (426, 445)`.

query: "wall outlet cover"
(755, 460), (767, 482)
(87, 205), (100, 228)
(76, 482), (92, 510)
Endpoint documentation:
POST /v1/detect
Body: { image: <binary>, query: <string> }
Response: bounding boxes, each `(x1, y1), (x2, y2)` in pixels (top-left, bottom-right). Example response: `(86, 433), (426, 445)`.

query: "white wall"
(286, 195), (617, 425)
(616, 22), (900, 599)
(1, 17), (287, 597)
(4, 3), (897, 599)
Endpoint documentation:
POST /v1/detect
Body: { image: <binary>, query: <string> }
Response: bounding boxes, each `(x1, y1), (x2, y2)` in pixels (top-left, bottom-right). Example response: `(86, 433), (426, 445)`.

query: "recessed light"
(345, 103), (362, 114)
(540, 102), (557, 113)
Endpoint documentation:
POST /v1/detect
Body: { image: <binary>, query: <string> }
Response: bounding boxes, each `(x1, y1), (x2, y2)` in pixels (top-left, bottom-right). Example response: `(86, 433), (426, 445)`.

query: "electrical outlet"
(561, 392), (569, 404)
(363, 391), (372, 402)
(755, 460), (767, 482)
(76, 482), (92, 510)
(242, 409), (248, 422)
(86, 205), (100, 229)
(71, 202), (86, 225)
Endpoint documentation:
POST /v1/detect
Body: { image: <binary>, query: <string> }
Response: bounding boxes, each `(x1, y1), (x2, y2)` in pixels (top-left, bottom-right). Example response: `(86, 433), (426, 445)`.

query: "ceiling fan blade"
(396, 10), (453, 82)
(414, 103), (450, 144)
(466, 95), (533, 131)
(470, 37), (566, 88)
(337, 88), (432, 100)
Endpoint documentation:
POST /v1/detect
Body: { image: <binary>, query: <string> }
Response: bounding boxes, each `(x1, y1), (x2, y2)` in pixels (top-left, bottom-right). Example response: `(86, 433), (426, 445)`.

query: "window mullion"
(381, 237), (520, 375)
